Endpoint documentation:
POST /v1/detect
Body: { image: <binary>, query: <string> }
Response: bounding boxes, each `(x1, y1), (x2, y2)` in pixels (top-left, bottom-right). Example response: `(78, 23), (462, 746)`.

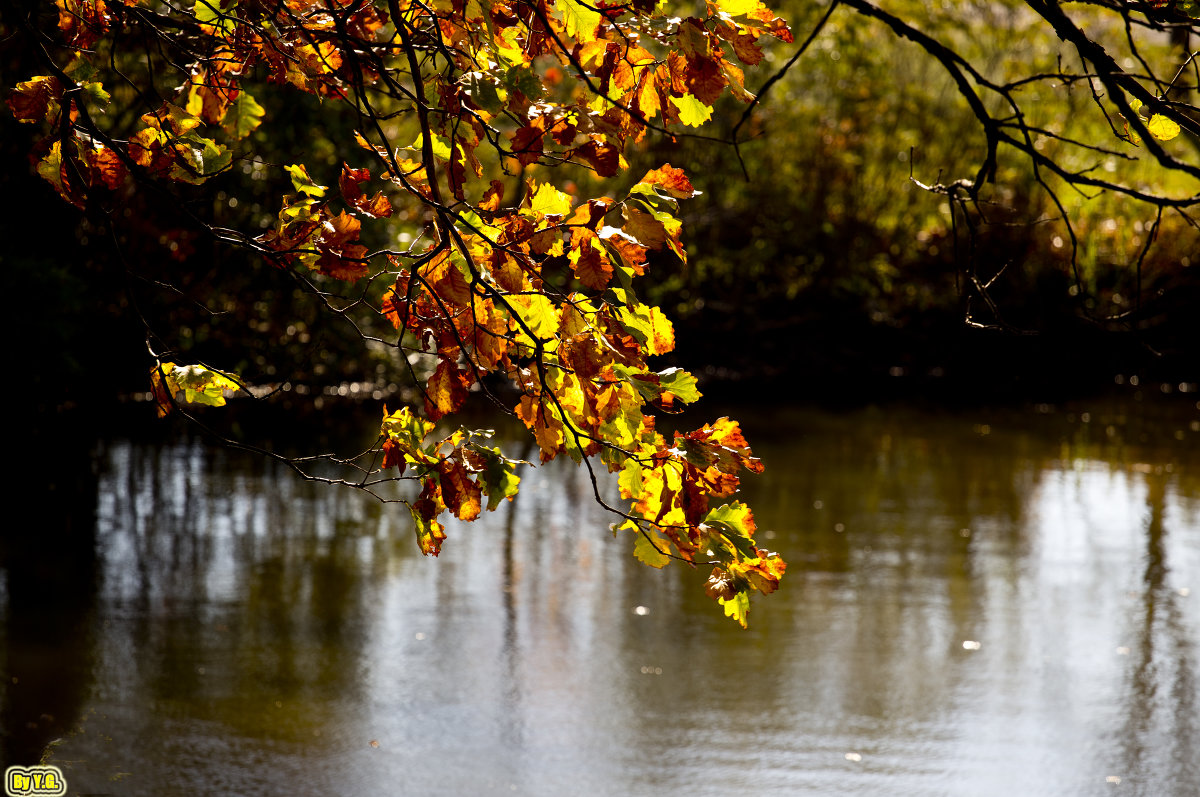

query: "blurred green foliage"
(635, 0), (1199, 388)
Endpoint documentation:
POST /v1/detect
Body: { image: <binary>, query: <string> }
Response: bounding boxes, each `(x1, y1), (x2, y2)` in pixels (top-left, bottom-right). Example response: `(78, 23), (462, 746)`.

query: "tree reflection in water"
(9, 398), (1197, 797)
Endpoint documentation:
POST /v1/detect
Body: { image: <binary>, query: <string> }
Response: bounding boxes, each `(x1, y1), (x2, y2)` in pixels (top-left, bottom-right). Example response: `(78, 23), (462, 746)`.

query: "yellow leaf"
(670, 94), (713, 127)
(510, 294), (560, 341)
(715, 0), (763, 15)
(560, 0), (601, 43)
(1147, 114), (1180, 141)
(530, 182), (572, 218)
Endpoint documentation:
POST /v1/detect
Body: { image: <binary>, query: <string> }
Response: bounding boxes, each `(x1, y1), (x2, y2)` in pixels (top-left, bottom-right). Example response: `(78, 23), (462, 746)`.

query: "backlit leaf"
(479, 448), (522, 510)
(633, 529), (672, 568)
(222, 91), (265, 139)
(286, 163), (327, 197)
(670, 94), (713, 127)
(719, 592), (750, 628)
(531, 182), (572, 218)
(560, 0), (602, 43)
(411, 498), (447, 556)
(1147, 114), (1180, 141)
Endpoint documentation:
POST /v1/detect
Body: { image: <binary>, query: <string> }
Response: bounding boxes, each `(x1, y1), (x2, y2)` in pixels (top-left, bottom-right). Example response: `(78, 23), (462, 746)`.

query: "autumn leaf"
(286, 163), (327, 197)
(703, 502), (758, 557)
(438, 457), (483, 521)
(425, 359), (472, 421)
(7, 76), (62, 124)
(221, 91), (266, 139)
(569, 229), (614, 289)
(24, 0), (796, 627)
(530, 181), (572, 218)
(560, 0), (602, 43)
(381, 405), (437, 467)
(411, 497), (447, 556)
(719, 592), (750, 628)
(638, 164), (696, 199)
(1147, 114), (1181, 141)
(715, 0), (766, 16)
(479, 448), (521, 509)
(670, 94), (714, 127)
(152, 361), (242, 412)
(633, 528), (673, 568)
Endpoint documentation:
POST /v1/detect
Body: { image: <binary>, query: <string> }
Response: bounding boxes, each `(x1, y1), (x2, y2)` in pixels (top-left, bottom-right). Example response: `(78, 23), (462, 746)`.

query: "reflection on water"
(3, 399), (1198, 796)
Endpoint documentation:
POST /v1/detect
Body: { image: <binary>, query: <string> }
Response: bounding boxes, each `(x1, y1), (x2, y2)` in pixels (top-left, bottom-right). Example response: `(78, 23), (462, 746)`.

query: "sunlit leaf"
(719, 592), (750, 628)
(1147, 114), (1180, 141)
(411, 498), (447, 556)
(670, 94), (713, 127)
(222, 91), (265, 139)
(285, 163), (327, 197)
(560, 0), (601, 43)
(633, 528), (672, 568)
(531, 182), (572, 218)
(479, 448), (521, 510)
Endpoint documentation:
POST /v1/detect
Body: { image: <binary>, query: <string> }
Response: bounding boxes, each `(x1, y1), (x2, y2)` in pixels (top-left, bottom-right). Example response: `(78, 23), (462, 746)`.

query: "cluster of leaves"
(7, 0), (795, 625)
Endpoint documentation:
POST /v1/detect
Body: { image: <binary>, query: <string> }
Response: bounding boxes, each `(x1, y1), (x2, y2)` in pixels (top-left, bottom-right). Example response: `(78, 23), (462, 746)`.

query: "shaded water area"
(3, 394), (1198, 796)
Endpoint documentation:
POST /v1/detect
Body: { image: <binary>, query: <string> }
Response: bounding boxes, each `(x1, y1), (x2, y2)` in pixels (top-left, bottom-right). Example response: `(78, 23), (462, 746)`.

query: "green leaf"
(222, 91), (265, 139)
(504, 66), (543, 100)
(166, 362), (242, 407)
(618, 457), (644, 499)
(480, 447), (521, 510)
(656, 367), (700, 404)
(468, 72), (504, 114)
(285, 163), (327, 197)
(719, 592), (750, 628)
(381, 406), (438, 466)
(410, 501), (447, 556)
(82, 82), (111, 110)
(195, 0), (236, 34)
(36, 141), (65, 194)
(633, 529), (672, 568)
(172, 134), (232, 183)
(704, 502), (758, 558)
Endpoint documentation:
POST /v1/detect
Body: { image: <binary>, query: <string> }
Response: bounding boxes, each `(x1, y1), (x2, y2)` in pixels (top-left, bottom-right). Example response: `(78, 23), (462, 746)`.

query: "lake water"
(3, 394), (1198, 796)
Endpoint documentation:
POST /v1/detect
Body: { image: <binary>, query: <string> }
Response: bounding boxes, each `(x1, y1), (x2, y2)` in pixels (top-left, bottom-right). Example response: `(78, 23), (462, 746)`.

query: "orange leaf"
(639, 163), (695, 199)
(569, 229), (614, 290)
(411, 494), (447, 556)
(424, 358), (471, 421)
(438, 457), (482, 521)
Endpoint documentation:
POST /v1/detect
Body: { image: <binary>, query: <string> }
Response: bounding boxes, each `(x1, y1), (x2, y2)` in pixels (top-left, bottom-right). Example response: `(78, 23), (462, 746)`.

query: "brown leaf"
(480, 180), (505, 212)
(621, 205), (668, 249)
(6, 76), (62, 124)
(574, 138), (620, 177)
(510, 122), (545, 165)
(683, 55), (726, 106)
(569, 229), (614, 289)
(730, 32), (765, 66)
(382, 438), (406, 473)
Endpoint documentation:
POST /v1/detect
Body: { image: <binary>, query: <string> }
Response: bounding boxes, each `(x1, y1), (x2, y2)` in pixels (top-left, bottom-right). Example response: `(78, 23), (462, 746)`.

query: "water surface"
(3, 396), (1198, 796)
